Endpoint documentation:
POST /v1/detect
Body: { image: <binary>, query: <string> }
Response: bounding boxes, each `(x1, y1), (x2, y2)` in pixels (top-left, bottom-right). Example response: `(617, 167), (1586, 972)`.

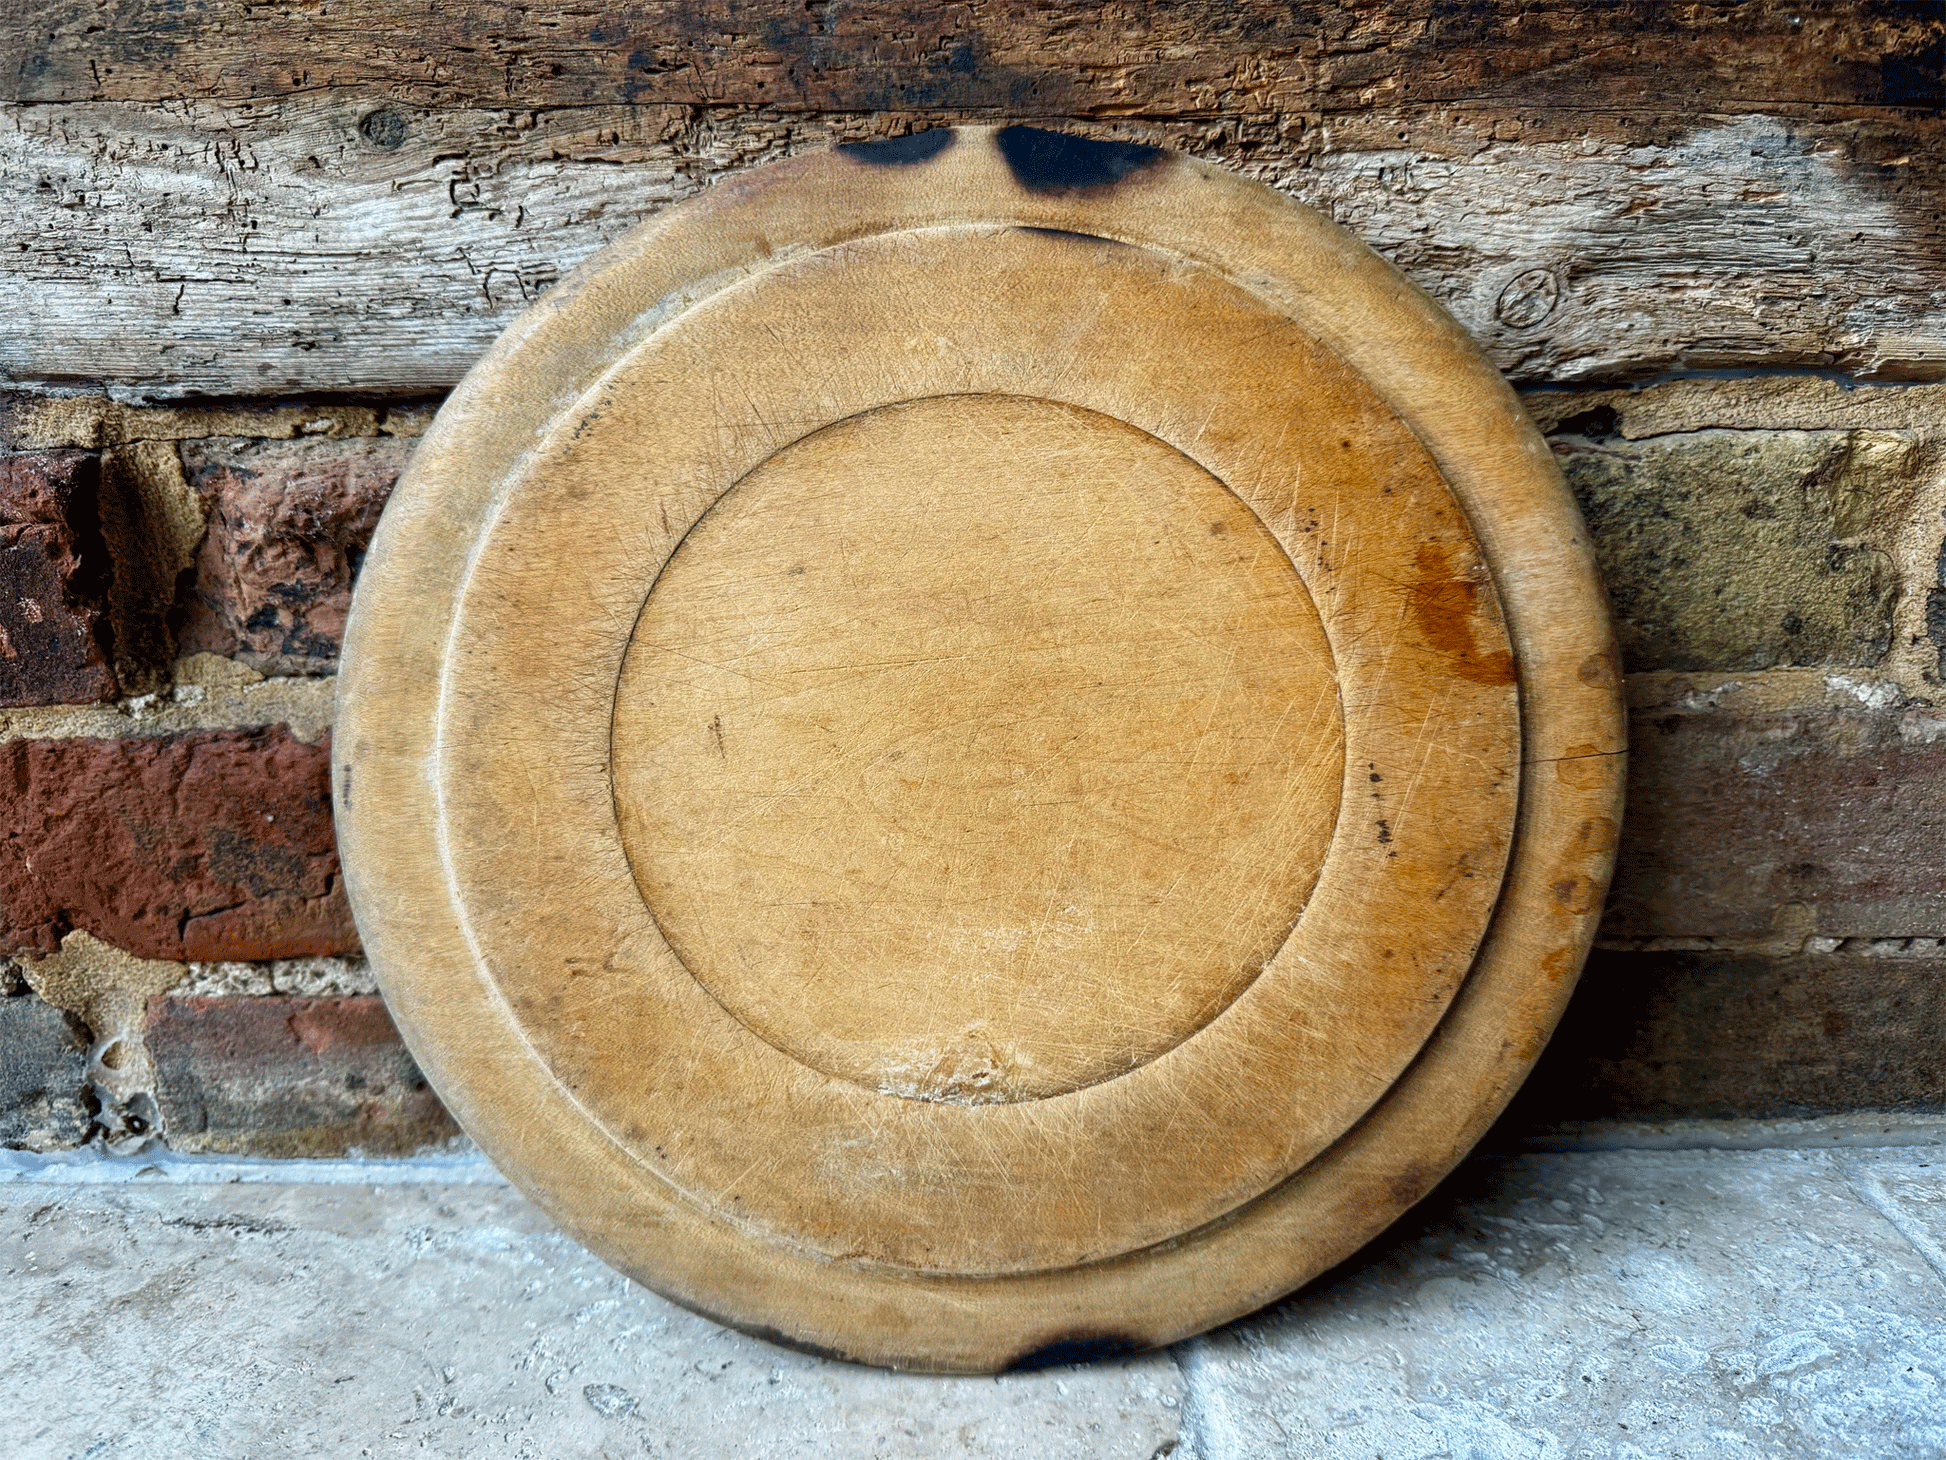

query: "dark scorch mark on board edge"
(995, 126), (1168, 195)
(1005, 1332), (1145, 1370)
(837, 129), (957, 166)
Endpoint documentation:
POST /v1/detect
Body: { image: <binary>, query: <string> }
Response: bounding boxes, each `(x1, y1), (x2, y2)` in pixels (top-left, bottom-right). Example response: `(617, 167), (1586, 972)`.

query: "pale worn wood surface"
(5, 100), (1943, 396)
(432, 211), (1521, 1276)
(335, 126), (1623, 1369)
(618, 393), (1347, 1105)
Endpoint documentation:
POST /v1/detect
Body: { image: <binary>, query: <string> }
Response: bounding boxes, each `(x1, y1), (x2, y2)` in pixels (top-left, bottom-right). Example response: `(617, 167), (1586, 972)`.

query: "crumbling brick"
(0, 449), (116, 706)
(145, 994), (458, 1157)
(0, 978), (93, 1149)
(1558, 429), (1920, 675)
(176, 436), (407, 675)
(0, 727), (358, 962)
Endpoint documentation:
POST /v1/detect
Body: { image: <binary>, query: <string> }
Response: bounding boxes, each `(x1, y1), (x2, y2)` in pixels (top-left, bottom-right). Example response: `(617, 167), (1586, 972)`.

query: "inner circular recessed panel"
(614, 394), (1344, 1101)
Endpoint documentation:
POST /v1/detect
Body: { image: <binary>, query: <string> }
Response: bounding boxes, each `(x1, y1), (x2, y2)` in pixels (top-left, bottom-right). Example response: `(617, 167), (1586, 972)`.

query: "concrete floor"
(3, 1122), (1943, 1460)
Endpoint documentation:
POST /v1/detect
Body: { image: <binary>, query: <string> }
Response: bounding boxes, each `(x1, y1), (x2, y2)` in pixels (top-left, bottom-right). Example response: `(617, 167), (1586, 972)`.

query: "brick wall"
(1519, 382), (1946, 1131)
(4, 2), (1944, 1156)
(1, 404), (456, 1155)
(5, 377), (1942, 1156)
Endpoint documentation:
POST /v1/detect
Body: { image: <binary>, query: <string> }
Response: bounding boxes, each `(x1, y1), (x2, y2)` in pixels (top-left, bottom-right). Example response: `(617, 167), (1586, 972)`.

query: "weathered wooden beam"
(5, 1), (1941, 115)
(6, 101), (1944, 397)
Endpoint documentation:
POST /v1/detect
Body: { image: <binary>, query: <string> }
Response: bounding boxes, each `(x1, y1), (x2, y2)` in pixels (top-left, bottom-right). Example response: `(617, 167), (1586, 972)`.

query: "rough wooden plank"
(6, 0), (1941, 114)
(6, 101), (1943, 396)
(1527, 376), (1946, 438)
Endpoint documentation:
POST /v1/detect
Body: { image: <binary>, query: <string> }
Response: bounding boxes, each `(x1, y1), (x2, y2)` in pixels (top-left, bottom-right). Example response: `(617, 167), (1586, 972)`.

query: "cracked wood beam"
(4, 1), (1942, 115)
(6, 102), (1945, 396)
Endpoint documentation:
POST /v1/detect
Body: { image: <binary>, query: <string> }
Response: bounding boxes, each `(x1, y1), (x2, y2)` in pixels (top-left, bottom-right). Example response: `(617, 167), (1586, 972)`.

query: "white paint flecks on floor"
(2, 1134), (1942, 1460)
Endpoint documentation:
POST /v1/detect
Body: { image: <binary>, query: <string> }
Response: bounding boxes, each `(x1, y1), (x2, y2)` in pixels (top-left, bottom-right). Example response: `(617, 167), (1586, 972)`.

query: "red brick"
(176, 437), (406, 674)
(0, 726), (358, 960)
(1608, 707), (1946, 939)
(1, 448), (93, 524)
(145, 995), (457, 1157)
(0, 450), (116, 706)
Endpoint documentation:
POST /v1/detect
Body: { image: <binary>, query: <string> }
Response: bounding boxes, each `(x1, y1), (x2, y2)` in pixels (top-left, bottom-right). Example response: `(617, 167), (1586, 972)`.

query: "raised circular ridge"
(427, 221), (1518, 1274)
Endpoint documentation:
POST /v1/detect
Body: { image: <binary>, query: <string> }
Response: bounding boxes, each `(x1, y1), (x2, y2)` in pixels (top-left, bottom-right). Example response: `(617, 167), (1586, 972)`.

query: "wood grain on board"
(616, 394), (1349, 1105)
(335, 125), (1623, 1370)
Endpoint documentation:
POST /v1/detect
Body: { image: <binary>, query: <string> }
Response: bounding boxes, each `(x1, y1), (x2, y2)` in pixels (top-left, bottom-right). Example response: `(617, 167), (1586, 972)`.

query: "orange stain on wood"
(1410, 543), (1517, 686)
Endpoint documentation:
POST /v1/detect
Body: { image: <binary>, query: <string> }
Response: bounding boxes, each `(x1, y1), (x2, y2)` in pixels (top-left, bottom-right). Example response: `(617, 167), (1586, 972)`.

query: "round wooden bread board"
(335, 125), (1624, 1373)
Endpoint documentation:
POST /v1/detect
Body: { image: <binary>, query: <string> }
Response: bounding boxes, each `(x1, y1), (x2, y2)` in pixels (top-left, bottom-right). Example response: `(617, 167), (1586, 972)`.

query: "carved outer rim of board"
(435, 223), (1523, 1275)
(335, 126), (1625, 1373)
